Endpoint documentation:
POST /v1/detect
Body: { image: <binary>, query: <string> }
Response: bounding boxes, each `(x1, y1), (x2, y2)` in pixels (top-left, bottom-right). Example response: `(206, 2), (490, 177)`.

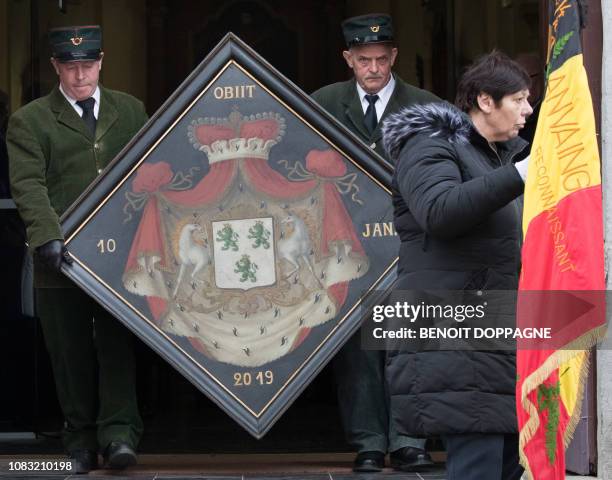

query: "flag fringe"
(519, 396), (539, 480)
(563, 351), (590, 449)
(518, 324), (607, 479)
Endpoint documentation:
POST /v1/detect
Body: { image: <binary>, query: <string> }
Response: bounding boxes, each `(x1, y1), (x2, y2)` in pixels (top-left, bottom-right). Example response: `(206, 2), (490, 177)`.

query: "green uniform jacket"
(7, 85), (147, 287)
(312, 75), (439, 159)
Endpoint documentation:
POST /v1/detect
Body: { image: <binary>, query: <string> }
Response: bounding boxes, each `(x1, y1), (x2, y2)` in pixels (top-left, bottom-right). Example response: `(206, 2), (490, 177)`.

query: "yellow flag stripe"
(523, 54), (601, 232)
(559, 350), (586, 419)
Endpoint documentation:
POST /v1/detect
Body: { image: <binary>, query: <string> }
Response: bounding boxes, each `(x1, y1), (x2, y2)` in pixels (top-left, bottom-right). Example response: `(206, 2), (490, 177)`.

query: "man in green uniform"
(7, 26), (146, 474)
(312, 14), (439, 473)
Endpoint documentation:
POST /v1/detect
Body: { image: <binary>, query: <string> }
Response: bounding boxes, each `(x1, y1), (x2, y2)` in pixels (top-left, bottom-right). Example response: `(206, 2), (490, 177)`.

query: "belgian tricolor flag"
(517, 1), (607, 478)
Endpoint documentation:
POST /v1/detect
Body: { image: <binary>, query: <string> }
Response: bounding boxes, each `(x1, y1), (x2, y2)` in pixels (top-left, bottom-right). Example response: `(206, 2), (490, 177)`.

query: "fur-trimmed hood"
(382, 102), (473, 162)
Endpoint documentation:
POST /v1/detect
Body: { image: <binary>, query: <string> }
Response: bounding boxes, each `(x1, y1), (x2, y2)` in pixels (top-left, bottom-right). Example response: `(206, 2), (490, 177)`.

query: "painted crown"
(188, 110), (286, 163)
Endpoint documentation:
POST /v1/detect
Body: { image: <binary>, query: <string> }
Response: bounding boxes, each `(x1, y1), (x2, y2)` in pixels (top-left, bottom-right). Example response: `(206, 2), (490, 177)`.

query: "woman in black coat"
(381, 51), (532, 480)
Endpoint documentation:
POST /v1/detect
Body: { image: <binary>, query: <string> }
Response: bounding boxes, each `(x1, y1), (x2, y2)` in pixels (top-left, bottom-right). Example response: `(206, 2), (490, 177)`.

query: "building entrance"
(4, 0), (587, 466)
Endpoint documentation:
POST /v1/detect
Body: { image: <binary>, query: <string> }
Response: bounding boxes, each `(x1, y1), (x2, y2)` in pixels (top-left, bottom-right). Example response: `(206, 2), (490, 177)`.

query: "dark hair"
(455, 50), (531, 113)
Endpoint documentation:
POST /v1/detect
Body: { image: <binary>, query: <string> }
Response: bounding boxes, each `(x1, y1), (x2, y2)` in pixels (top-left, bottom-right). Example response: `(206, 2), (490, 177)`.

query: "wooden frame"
(60, 33), (398, 438)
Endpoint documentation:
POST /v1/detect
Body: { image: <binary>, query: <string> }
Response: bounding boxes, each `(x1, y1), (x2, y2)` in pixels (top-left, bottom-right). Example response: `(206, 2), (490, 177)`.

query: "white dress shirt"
(59, 84), (101, 120)
(356, 75), (396, 122)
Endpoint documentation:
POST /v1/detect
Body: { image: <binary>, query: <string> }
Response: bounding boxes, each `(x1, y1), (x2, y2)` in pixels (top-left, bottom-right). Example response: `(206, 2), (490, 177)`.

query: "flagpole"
(598, 1), (612, 477)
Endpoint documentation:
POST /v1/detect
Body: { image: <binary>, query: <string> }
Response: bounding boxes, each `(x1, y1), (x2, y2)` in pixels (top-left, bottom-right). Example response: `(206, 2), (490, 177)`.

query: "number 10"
(97, 239), (116, 253)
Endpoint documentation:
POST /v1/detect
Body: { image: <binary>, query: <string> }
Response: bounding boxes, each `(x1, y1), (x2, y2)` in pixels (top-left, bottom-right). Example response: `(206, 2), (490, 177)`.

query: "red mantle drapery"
(124, 149), (364, 324)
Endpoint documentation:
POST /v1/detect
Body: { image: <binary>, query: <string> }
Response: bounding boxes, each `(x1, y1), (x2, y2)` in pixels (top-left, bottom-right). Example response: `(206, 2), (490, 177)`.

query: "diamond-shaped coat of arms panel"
(61, 34), (398, 438)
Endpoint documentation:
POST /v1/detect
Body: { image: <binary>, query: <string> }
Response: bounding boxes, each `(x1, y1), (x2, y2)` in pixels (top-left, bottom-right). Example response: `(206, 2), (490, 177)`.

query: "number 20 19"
(234, 370), (274, 386)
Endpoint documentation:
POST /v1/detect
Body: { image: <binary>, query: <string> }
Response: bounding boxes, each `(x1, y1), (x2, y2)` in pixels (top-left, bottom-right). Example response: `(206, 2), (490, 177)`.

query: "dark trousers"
(37, 288), (142, 452)
(442, 433), (523, 480)
(333, 329), (424, 453)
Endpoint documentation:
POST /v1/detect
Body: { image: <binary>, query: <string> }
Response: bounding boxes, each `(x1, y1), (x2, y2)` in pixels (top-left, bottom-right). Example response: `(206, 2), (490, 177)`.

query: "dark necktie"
(364, 94), (379, 135)
(76, 97), (96, 136)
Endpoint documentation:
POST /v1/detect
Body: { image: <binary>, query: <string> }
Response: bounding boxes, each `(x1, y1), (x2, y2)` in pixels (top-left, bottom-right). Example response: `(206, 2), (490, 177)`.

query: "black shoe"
(390, 446), (434, 471)
(68, 449), (98, 474)
(353, 451), (385, 472)
(103, 441), (137, 470)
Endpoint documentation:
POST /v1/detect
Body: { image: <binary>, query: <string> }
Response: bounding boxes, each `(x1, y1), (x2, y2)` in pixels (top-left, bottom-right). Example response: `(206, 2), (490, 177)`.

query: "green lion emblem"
(248, 221), (271, 249)
(234, 254), (258, 283)
(216, 223), (239, 251)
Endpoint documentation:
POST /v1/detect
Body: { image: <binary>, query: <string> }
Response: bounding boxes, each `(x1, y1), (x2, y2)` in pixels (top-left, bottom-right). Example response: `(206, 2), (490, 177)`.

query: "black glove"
(36, 239), (73, 271)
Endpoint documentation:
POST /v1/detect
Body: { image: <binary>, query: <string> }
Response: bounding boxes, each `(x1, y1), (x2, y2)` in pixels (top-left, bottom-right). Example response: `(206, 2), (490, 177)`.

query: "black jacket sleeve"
(395, 137), (524, 239)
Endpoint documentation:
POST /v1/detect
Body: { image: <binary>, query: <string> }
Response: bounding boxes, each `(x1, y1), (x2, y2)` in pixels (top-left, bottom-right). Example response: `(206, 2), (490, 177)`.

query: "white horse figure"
(278, 213), (319, 282)
(173, 223), (210, 298)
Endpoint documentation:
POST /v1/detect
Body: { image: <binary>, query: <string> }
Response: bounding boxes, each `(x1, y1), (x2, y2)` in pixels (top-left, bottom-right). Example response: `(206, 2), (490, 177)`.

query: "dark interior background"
(0, 0), (545, 456)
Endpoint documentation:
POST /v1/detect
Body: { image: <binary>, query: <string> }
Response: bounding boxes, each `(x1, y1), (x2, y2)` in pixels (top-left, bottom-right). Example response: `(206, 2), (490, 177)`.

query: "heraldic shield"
(61, 34), (398, 438)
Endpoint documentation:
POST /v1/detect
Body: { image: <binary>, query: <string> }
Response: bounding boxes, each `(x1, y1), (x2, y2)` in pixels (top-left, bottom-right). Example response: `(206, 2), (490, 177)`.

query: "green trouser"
(333, 329), (425, 454)
(36, 287), (142, 453)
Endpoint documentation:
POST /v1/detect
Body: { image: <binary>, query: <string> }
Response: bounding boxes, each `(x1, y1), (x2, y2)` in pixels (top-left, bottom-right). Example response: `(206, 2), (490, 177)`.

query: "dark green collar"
(49, 84), (118, 141)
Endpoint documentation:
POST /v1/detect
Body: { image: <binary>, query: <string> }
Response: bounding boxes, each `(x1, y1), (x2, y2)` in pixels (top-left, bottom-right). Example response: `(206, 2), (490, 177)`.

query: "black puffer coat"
(381, 102), (526, 436)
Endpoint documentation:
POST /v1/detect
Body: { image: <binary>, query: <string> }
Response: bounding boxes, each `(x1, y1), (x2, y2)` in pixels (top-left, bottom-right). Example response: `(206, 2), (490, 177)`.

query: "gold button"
(94, 142), (99, 150)
(97, 168), (102, 174)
